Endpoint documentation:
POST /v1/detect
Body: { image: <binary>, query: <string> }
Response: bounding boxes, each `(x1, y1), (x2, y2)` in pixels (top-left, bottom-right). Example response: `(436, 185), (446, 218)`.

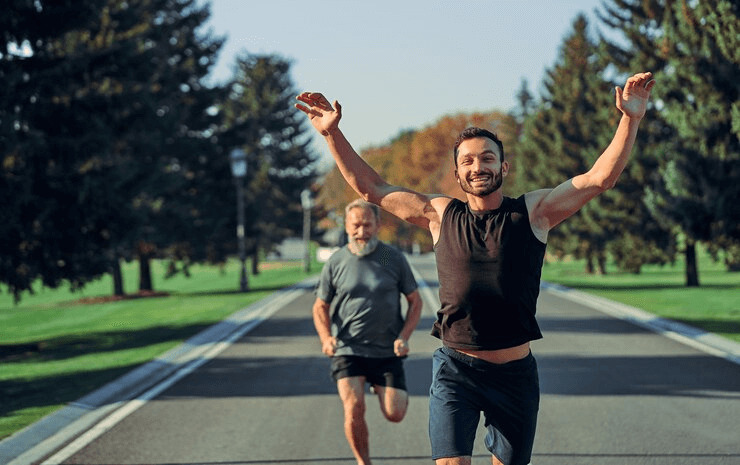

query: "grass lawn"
(540, 252), (740, 343)
(0, 257), (321, 441)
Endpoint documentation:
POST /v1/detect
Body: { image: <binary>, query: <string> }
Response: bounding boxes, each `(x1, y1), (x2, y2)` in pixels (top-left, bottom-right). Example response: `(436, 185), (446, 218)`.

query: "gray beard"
(349, 236), (379, 257)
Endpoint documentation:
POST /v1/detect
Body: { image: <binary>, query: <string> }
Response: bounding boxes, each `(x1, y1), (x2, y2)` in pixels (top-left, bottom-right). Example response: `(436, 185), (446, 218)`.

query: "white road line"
(542, 282), (740, 365)
(39, 286), (306, 465)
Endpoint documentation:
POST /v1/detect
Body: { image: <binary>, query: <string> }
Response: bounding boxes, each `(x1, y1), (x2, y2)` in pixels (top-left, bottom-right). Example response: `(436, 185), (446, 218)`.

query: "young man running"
(297, 72), (655, 465)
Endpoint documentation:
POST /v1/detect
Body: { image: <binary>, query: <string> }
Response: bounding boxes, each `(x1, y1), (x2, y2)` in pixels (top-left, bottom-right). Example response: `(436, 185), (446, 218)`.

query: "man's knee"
(342, 395), (366, 418)
(385, 405), (406, 423)
(377, 387), (408, 422)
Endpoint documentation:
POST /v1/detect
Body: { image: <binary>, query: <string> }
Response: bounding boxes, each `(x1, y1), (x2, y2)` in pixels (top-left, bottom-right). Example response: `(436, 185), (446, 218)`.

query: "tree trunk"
(585, 255), (595, 274)
(597, 253), (607, 275)
(111, 258), (124, 296)
(685, 239), (700, 287)
(251, 250), (259, 275)
(139, 255), (153, 291)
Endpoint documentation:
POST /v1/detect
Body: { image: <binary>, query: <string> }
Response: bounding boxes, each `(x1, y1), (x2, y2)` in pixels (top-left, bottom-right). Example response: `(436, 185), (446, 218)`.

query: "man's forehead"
(457, 138), (501, 157)
(347, 207), (375, 220)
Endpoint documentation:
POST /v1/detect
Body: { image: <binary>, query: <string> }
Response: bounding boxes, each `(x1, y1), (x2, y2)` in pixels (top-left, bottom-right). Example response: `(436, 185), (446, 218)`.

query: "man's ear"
(454, 169), (460, 182)
(501, 161), (510, 177)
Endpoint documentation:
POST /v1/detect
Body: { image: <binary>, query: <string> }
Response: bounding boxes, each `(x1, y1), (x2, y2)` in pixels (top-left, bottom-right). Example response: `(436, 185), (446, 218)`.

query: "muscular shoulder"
(523, 190), (550, 243)
(429, 196), (456, 243)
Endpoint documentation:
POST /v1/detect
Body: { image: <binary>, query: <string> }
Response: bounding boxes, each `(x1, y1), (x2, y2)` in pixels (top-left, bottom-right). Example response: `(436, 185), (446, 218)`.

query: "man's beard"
(458, 168), (503, 197)
(348, 236), (379, 257)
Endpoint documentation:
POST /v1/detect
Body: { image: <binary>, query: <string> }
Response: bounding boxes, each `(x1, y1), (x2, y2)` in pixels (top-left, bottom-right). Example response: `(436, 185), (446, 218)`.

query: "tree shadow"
(0, 323), (215, 364)
(156, 353), (434, 400)
(537, 353), (740, 398)
(537, 315), (650, 334)
(668, 318), (740, 336)
(177, 281), (317, 298)
(0, 363), (143, 420)
(553, 282), (738, 291)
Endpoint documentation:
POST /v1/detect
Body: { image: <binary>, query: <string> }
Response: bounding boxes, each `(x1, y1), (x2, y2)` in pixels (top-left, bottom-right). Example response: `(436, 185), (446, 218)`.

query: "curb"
(0, 277), (318, 465)
(541, 281), (740, 366)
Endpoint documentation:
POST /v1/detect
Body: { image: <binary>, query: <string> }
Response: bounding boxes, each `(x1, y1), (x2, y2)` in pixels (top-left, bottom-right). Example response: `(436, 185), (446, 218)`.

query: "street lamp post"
(301, 189), (313, 273)
(230, 149), (248, 292)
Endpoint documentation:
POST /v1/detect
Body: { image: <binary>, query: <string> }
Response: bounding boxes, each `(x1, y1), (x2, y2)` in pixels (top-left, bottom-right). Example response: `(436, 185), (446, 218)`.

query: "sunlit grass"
(0, 256), (321, 440)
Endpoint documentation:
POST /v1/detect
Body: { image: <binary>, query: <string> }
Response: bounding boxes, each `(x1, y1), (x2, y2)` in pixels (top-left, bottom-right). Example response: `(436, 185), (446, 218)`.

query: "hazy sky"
(205, 0), (610, 164)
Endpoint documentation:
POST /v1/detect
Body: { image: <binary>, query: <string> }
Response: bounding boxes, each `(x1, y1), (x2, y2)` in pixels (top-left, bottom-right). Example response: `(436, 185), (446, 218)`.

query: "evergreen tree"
(598, 0), (740, 284)
(0, 0), (226, 299)
(220, 53), (318, 268)
(103, 0), (226, 291)
(0, 0), (132, 300)
(515, 15), (616, 272)
(515, 14), (674, 273)
(512, 78), (536, 125)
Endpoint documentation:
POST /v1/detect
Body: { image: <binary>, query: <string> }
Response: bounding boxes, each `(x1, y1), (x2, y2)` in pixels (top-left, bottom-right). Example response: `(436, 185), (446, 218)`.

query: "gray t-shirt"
(316, 242), (418, 357)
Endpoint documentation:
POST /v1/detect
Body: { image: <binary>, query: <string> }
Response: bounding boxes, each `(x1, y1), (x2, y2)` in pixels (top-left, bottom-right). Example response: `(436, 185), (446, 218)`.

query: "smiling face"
(454, 137), (509, 197)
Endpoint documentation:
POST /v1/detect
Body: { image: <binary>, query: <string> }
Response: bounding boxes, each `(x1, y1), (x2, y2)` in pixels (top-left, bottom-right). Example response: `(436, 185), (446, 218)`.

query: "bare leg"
(337, 376), (372, 465)
(435, 457), (472, 465)
(435, 455), (505, 465)
(371, 385), (408, 422)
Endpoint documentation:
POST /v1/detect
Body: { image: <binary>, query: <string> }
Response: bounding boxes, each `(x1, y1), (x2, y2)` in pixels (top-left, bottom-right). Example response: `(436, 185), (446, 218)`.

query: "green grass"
(0, 256), (322, 441)
(540, 253), (740, 343)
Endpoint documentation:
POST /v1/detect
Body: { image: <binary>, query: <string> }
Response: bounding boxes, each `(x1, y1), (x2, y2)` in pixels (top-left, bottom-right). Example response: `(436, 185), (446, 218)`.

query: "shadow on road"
(538, 353), (739, 398)
(538, 315), (650, 334)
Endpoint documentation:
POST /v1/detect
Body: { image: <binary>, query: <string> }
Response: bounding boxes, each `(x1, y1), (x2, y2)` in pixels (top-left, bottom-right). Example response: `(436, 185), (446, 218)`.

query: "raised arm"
(527, 72), (656, 233)
(295, 92), (448, 233)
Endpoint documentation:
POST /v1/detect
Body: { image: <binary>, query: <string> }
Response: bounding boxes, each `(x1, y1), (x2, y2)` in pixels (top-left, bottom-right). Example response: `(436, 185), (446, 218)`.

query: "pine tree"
(0, 0), (227, 299)
(104, 0), (226, 291)
(515, 14), (676, 273)
(597, 0), (740, 284)
(515, 15), (616, 272)
(220, 53), (318, 269)
(0, 0), (133, 300)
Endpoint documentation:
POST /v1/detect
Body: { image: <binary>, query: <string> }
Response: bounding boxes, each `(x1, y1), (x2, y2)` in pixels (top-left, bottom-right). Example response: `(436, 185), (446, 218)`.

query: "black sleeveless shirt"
(431, 196), (546, 350)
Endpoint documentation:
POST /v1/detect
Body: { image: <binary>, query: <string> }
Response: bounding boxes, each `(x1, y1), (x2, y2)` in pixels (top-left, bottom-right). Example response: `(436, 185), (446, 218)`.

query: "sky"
(205, 0), (611, 167)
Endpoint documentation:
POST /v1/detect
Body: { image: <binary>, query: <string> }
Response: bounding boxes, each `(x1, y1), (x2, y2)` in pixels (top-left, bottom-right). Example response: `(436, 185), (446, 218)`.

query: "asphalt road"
(15, 254), (740, 465)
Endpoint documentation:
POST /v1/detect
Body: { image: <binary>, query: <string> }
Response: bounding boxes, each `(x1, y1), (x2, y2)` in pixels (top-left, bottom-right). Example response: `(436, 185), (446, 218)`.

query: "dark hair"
(452, 127), (504, 166)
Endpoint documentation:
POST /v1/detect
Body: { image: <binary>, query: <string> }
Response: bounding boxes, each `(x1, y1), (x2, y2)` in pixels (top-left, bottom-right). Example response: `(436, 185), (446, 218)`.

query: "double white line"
(35, 284), (310, 465)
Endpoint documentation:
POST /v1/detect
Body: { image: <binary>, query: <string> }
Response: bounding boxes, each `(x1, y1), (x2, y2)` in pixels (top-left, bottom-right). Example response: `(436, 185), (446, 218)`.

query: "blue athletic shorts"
(330, 355), (407, 391)
(429, 346), (539, 465)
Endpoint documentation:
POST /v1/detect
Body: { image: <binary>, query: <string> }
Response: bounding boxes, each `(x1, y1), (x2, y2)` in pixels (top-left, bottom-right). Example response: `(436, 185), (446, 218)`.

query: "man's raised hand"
(295, 92), (342, 136)
(615, 72), (656, 120)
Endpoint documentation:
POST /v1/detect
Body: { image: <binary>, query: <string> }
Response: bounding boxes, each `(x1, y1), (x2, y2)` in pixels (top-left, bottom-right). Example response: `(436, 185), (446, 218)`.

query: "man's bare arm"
(394, 289), (423, 357)
(312, 297), (336, 356)
(295, 92), (447, 232)
(528, 72), (656, 232)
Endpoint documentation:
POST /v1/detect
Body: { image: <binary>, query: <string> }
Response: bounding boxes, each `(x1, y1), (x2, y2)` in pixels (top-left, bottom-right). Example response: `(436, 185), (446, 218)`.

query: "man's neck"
(465, 190), (504, 212)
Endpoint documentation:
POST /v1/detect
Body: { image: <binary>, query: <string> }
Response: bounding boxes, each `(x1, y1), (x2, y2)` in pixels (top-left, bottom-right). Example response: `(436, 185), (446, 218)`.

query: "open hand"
(615, 72), (656, 120)
(295, 92), (342, 136)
